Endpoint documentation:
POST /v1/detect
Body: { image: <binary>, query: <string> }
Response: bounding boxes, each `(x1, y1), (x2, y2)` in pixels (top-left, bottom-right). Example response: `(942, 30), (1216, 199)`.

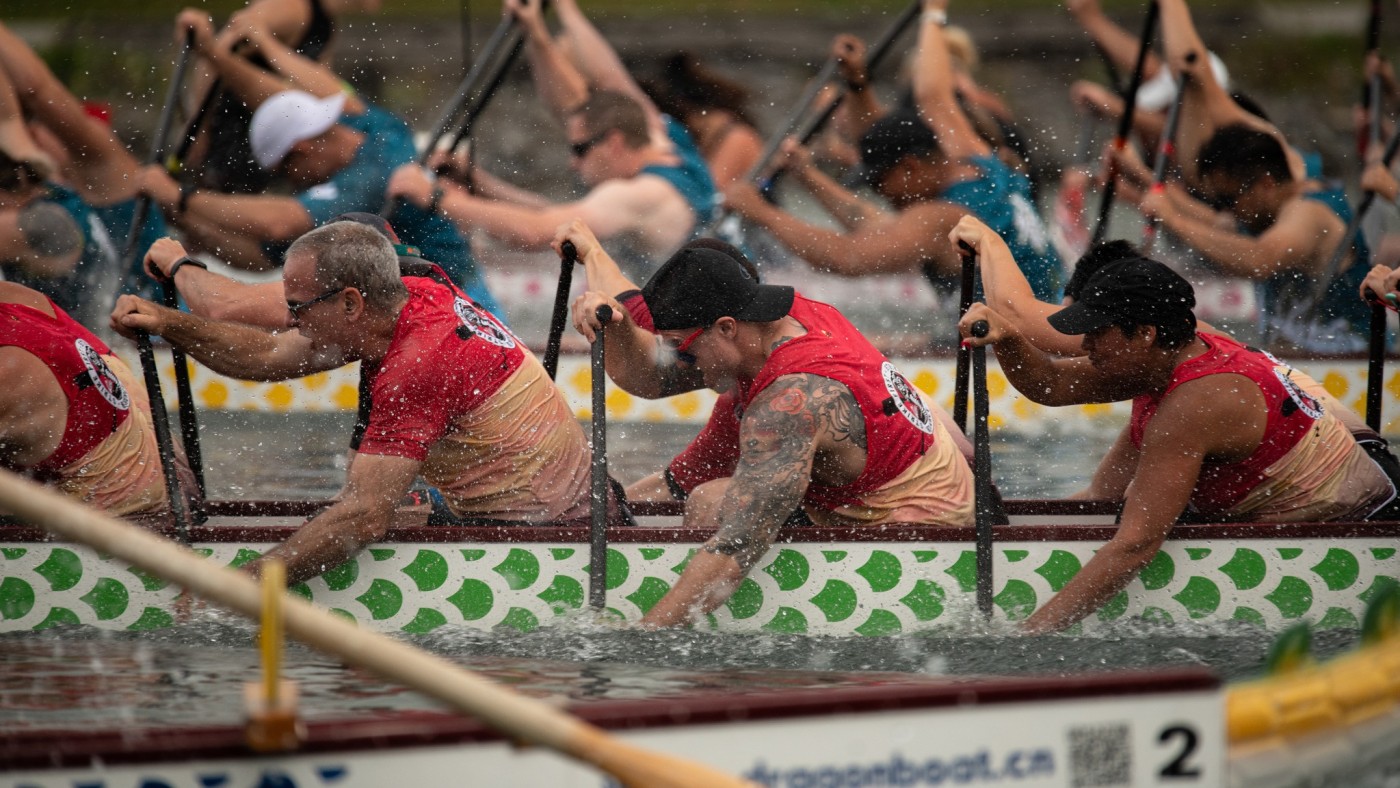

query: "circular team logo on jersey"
(453, 297), (515, 349)
(74, 339), (130, 411)
(1273, 368), (1324, 420)
(881, 362), (934, 434)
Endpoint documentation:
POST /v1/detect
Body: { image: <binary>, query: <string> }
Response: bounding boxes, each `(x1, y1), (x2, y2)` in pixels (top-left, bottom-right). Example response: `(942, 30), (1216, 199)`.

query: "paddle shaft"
(1366, 0), (1384, 154)
(590, 305), (612, 610)
(543, 240), (579, 381)
(1141, 53), (1192, 254)
(450, 28), (527, 147)
(1090, 0), (1159, 247)
(953, 241), (976, 432)
(1369, 301), (1387, 432)
(134, 332), (192, 544)
(161, 281), (206, 513)
(0, 471), (753, 788)
(970, 318), (994, 619)
(120, 33), (194, 273)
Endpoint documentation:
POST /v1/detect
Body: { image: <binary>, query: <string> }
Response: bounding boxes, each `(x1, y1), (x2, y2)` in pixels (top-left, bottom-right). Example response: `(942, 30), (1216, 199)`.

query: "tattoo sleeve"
(704, 374), (865, 572)
(17, 201), (81, 261)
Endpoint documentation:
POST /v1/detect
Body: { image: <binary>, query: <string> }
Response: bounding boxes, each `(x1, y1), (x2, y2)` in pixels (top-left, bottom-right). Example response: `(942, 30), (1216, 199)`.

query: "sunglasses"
(286, 287), (345, 321)
(569, 130), (611, 159)
(670, 325), (709, 365)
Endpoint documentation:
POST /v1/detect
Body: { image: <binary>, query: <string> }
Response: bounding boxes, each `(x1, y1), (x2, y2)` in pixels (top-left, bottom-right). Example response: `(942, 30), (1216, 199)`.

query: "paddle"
(953, 241), (977, 432)
(133, 331), (193, 545)
(1363, 0), (1384, 157)
(1367, 299), (1387, 432)
(1140, 51), (1193, 254)
(0, 470), (755, 788)
(543, 240), (579, 381)
(706, 0), (920, 233)
(590, 304), (612, 610)
(378, 12), (523, 217)
(1089, 0), (1159, 247)
(447, 28), (527, 149)
(121, 34), (203, 530)
(969, 318), (995, 619)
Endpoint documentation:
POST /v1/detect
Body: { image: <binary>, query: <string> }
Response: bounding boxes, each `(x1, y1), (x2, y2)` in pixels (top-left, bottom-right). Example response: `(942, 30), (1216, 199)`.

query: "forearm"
(793, 165), (884, 229)
(743, 203), (869, 276)
(469, 170), (554, 209)
(1075, 6), (1163, 78)
(179, 191), (313, 244)
(253, 36), (357, 106)
(522, 25), (590, 123)
(581, 248), (639, 297)
(205, 47), (289, 108)
(251, 500), (390, 587)
(1162, 182), (1221, 224)
(156, 311), (326, 381)
(641, 549), (744, 626)
(991, 334), (1085, 406)
(1023, 538), (1159, 633)
(554, 1), (646, 107)
(438, 189), (558, 249)
(174, 268), (287, 329)
(605, 330), (702, 399)
(171, 213), (281, 272)
(1160, 210), (1277, 279)
(831, 88), (885, 144)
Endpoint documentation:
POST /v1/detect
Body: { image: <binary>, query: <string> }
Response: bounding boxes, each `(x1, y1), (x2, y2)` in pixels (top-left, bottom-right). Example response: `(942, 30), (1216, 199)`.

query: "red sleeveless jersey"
(0, 298), (132, 477)
(1129, 332), (1323, 512)
(740, 295), (937, 509)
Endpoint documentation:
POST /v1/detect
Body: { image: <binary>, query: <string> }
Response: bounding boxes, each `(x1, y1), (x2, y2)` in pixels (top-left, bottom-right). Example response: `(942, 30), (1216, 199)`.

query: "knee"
(682, 478), (730, 527)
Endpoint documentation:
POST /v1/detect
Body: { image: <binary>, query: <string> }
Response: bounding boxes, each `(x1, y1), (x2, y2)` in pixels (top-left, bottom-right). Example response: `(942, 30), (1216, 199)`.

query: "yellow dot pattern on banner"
(266, 384), (294, 411)
(332, 384), (359, 409)
(988, 414), (1006, 430)
(672, 391), (703, 419)
(1323, 371), (1350, 399)
(201, 380), (229, 409)
(913, 370), (939, 397)
(1012, 397), (1042, 419)
(987, 371), (1008, 399)
(1080, 403), (1115, 418)
(569, 366), (591, 396)
(606, 387), (632, 416)
(1354, 393), (1369, 419)
(302, 371), (329, 391)
(1388, 372), (1400, 402)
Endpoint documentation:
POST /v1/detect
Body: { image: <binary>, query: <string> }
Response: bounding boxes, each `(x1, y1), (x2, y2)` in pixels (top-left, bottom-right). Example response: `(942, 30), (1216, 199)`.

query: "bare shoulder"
(0, 281), (55, 314)
(1151, 373), (1266, 450)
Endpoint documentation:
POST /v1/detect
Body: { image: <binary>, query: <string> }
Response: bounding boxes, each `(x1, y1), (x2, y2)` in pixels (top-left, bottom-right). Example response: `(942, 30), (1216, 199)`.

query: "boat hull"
(2, 505), (1394, 636)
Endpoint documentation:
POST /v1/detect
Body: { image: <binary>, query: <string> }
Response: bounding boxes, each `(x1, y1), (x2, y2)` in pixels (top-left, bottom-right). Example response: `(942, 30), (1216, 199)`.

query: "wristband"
(922, 8), (947, 25)
(166, 256), (208, 281)
(176, 182), (199, 216)
(663, 467), (689, 502)
(426, 185), (445, 215)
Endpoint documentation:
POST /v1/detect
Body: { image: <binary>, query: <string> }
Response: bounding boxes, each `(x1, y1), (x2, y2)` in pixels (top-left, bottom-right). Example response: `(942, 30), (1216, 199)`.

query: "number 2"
(1158, 725), (1201, 779)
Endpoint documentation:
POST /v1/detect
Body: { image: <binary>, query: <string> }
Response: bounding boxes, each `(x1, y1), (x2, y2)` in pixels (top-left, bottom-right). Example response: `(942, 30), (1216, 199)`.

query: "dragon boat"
(2, 499), (1395, 637)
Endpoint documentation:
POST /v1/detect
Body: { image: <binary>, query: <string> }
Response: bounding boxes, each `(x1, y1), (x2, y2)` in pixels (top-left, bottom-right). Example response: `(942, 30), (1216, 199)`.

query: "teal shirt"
(939, 155), (1062, 301)
(282, 103), (502, 317)
(641, 115), (719, 233)
(1256, 186), (1370, 353)
(91, 196), (167, 303)
(11, 184), (121, 330)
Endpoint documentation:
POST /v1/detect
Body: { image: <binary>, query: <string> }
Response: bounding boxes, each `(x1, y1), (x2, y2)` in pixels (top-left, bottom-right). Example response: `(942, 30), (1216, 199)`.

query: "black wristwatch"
(426, 185), (445, 215)
(176, 182), (199, 216)
(166, 256), (208, 281)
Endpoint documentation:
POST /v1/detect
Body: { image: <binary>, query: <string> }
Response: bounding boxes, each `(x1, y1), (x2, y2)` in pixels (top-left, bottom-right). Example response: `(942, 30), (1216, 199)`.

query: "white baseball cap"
(249, 90), (347, 170)
(1136, 51), (1230, 113)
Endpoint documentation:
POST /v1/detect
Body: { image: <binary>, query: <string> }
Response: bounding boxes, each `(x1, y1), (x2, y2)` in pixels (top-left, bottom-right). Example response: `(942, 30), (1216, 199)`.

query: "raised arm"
(912, 0), (990, 161)
(237, 26), (365, 112)
(780, 139), (887, 230)
(640, 373), (833, 627)
(551, 0), (665, 136)
(178, 11), (292, 111)
(1066, 0), (1164, 81)
(143, 237), (290, 327)
(509, 0), (590, 125)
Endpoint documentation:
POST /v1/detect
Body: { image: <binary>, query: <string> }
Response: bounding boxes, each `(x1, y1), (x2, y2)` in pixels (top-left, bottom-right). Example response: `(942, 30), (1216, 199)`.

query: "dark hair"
(0, 150), (43, 194)
(1064, 240), (1139, 301)
(576, 90), (650, 149)
(1197, 124), (1293, 187)
(645, 52), (754, 127)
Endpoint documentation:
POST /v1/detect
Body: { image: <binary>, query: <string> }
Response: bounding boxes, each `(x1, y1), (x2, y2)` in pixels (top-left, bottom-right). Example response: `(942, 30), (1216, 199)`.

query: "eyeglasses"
(669, 326), (709, 365)
(569, 130), (611, 159)
(286, 287), (345, 321)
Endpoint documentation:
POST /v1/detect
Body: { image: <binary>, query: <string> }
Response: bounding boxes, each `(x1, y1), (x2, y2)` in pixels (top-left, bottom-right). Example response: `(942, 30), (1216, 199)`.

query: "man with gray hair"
(111, 221), (594, 585)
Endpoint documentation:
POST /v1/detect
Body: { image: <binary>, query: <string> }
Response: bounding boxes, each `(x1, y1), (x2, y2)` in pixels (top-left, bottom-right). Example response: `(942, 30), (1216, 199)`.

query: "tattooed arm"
(641, 374), (866, 627)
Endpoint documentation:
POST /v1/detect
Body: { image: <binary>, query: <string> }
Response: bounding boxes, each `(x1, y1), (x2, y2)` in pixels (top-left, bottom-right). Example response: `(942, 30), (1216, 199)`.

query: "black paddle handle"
(1141, 52), (1193, 253)
(1369, 300), (1387, 433)
(135, 332), (192, 545)
(971, 316), (994, 620)
(1091, 0), (1159, 247)
(953, 240), (977, 432)
(589, 304), (613, 611)
(543, 240), (578, 381)
(160, 281), (206, 515)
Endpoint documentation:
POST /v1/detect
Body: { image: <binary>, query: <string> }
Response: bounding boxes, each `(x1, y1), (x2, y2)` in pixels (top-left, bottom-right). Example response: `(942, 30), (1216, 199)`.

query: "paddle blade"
(569, 727), (757, 788)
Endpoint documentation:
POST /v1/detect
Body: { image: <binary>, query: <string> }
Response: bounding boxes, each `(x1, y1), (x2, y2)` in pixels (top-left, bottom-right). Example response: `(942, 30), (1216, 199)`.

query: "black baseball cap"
(641, 240), (793, 331)
(1048, 257), (1196, 336)
(334, 212), (422, 258)
(860, 110), (939, 189)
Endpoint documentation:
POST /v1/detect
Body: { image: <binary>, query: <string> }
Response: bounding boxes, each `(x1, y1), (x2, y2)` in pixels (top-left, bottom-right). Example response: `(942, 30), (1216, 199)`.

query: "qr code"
(1069, 723), (1131, 787)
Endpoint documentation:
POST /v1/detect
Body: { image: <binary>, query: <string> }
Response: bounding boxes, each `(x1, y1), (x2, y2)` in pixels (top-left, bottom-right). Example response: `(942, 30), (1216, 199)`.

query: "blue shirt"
(1255, 186), (1370, 354)
(283, 103), (501, 317)
(940, 155), (1062, 301)
(11, 185), (121, 331)
(91, 196), (167, 303)
(641, 116), (719, 234)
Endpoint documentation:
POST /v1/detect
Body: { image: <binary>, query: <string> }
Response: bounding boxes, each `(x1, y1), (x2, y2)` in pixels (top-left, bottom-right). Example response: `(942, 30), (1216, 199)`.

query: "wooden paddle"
(1089, 0), (1159, 247)
(589, 304), (612, 609)
(0, 469), (754, 788)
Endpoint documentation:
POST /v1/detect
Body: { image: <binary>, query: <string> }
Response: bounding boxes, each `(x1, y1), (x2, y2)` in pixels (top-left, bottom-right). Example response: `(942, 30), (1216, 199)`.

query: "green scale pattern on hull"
(1, 541), (1395, 635)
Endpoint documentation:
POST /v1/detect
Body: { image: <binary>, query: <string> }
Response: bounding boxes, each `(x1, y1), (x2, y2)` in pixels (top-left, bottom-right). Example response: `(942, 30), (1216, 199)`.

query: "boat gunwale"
(0, 666), (1218, 771)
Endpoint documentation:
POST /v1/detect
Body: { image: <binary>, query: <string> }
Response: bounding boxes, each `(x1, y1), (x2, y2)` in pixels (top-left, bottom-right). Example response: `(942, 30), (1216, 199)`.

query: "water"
(7, 411), (1399, 786)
